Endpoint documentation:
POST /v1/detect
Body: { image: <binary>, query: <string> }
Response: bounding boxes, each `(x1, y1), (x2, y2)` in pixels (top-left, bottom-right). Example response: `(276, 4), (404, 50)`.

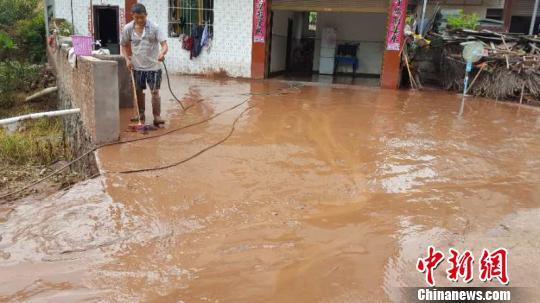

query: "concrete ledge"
(48, 43), (120, 144)
(94, 54), (134, 109)
(90, 57), (120, 143)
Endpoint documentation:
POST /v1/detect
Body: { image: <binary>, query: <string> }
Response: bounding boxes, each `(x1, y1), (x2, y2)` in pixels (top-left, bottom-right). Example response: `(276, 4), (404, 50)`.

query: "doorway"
(267, 13), (294, 76)
(268, 11), (316, 77)
(268, 9), (386, 87)
(93, 6), (120, 54)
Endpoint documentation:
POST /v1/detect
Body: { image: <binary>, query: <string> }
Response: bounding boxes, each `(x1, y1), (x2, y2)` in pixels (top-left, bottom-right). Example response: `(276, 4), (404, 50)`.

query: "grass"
(0, 116), (64, 165)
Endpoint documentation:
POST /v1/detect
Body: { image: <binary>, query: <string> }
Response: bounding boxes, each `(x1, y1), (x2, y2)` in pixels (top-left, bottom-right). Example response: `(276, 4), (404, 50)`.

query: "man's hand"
(126, 58), (133, 70)
(158, 41), (168, 62)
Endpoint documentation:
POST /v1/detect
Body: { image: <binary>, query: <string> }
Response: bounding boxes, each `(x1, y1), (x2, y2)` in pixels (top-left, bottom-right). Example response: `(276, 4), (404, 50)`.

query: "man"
(121, 3), (168, 126)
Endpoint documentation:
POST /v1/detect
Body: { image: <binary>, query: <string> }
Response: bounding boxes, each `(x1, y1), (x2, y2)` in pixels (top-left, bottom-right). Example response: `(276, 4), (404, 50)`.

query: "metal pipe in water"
(530, 0), (540, 35)
(420, 0), (428, 36)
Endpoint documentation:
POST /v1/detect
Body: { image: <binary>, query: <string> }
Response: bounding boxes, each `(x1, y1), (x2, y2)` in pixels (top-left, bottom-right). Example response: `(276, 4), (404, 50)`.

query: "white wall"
(270, 10), (294, 73)
(53, 0), (125, 35)
(51, 0), (254, 78)
(312, 12), (387, 75)
(140, 0), (253, 77)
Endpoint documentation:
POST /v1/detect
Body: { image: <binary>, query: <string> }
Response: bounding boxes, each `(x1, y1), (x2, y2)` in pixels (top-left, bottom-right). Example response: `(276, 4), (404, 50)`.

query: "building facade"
(46, 0), (409, 88)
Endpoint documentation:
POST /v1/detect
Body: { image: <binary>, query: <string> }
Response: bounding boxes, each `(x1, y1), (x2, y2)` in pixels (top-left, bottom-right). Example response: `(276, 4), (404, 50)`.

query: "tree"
(0, 0), (45, 63)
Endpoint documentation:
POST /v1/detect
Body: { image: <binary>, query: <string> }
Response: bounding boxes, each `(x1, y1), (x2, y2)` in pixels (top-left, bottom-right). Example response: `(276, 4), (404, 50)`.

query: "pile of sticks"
(437, 29), (540, 103)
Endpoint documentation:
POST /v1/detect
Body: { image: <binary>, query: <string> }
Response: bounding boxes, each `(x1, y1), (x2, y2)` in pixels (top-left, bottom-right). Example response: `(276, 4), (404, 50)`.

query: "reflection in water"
(1, 76), (539, 302)
(459, 97), (465, 116)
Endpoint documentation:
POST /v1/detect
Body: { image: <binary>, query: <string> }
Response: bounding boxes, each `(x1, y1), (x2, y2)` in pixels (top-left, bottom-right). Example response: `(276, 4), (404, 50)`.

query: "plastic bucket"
(71, 35), (93, 56)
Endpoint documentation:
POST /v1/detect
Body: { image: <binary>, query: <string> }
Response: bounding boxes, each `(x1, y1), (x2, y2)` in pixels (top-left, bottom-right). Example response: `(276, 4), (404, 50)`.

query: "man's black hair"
(131, 3), (147, 14)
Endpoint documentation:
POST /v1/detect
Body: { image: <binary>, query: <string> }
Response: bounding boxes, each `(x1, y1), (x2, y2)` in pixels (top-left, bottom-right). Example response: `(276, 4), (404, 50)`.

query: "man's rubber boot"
(152, 94), (165, 126)
(131, 90), (146, 122)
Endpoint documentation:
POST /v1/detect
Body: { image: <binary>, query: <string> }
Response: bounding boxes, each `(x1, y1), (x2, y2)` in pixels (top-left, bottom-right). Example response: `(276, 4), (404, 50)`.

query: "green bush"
(55, 20), (73, 37)
(0, 61), (41, 92)
(0, 0), (38, 26)
(0, 0), (45, 63)
(447, 10), (479, 30)
(15, 13), (46, 63)
(0, 31), (14, 49)
(0, 61), (41, 109)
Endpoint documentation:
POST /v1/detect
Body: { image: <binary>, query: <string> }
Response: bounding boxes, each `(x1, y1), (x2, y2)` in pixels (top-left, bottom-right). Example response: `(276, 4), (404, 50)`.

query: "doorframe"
(285, 17), (293, 72)
(265, 10), (274, 77)
(92, 5), (120, 44)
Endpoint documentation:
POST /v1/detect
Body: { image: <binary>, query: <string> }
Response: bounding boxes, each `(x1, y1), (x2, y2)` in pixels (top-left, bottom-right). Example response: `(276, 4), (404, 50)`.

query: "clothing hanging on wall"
(190, 25), (205, 59)
(201, 23), (209, 48)
(182, 34), (193, 52)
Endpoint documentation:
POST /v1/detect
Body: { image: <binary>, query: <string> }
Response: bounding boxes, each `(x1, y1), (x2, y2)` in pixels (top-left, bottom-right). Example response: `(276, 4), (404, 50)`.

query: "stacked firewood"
(432, 29), (540, 103)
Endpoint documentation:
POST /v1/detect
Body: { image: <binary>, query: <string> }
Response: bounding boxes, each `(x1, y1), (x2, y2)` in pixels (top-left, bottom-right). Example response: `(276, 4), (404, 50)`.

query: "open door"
(93, 6), (120, 54)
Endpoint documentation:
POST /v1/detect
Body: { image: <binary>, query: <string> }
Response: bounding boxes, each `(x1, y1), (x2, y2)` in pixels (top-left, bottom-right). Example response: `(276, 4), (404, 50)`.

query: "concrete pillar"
(87, 57), (120, 144)
(125, 0), (137, 23)
(251, 0), (270, 79)
(380, 0), (408, 89)
(503, 0), (514, 32)
(94, 55), (134, 109)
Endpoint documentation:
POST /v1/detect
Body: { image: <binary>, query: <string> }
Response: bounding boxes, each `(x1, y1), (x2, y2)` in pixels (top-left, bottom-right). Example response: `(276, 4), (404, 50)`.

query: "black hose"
(162, 60), (185, 110)
(0, 79), (303, 201)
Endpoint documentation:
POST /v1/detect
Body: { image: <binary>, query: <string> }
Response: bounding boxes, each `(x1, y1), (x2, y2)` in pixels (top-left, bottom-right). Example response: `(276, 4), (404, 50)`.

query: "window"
(169, 0), (214, 37)
(308, 12), (318, 31)
(486, 8), (503, 21)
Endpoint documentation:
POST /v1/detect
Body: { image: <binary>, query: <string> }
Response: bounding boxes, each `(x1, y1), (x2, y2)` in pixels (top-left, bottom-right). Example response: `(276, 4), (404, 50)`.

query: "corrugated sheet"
(512, 0), (536, 16)
(271, 0), (389, 13)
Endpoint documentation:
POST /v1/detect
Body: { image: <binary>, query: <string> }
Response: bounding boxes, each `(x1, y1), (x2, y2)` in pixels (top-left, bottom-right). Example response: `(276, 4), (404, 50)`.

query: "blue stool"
(335, 56), (359, 77)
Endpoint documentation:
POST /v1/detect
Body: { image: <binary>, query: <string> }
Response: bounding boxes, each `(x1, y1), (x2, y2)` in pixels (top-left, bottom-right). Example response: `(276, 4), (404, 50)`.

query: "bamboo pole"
(403, 52), (417, 89)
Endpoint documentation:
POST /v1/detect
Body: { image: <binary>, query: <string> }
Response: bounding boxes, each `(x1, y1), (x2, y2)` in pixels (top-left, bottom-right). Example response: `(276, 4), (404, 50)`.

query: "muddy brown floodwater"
(1, 76), (540, 302)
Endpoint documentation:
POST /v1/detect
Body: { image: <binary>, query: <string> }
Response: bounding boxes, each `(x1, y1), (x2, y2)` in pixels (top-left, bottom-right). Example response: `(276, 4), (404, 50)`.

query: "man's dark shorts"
(133, 70), (162, 91)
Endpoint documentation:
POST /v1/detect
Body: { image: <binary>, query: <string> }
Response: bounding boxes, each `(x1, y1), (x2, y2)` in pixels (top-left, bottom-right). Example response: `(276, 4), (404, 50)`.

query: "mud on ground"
(0, 77), (539, 302)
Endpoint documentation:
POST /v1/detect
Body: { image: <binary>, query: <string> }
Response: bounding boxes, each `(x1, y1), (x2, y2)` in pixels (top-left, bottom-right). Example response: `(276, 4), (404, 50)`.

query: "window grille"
(169, 0), (214, 37)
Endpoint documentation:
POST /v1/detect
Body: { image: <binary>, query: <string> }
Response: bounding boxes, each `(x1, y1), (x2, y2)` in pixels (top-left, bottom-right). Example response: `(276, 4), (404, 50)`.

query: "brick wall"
(48, 40), (120, 145)
(53, 0), (254, 77)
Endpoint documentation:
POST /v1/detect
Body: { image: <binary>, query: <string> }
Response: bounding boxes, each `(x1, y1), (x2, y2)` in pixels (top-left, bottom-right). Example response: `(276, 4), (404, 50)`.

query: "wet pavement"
(1, 76), (540, 302)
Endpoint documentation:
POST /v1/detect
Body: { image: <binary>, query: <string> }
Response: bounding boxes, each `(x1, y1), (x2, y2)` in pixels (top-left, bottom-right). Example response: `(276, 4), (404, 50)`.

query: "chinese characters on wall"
(253, 0), (267, 43)
(120, 8), (126, 33)
(88, 6), (93, 35)
(385, 0), (407, 51)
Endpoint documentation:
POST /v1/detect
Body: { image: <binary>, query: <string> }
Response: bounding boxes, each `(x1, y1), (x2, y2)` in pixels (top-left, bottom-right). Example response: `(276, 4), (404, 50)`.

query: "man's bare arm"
(158, 41), (168, 62)
(122, 44), (133, 70)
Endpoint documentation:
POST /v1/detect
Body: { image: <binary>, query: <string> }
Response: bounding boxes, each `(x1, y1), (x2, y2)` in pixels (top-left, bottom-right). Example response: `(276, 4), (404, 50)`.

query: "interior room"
(93, 6), (120, 54)
(268, 9), (388, 87)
